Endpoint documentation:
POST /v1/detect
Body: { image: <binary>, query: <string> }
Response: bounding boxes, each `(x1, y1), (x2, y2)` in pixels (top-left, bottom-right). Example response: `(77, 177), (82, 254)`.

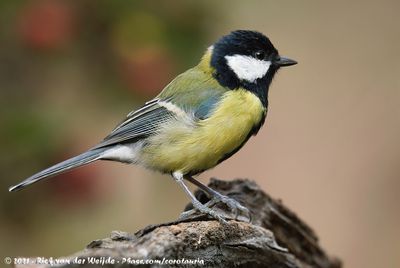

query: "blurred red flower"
(17, 0), (76, 50)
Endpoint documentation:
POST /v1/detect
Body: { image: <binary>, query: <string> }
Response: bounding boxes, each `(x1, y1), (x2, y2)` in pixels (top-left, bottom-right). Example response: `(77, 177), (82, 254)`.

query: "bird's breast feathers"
(140, 89), (266, 174)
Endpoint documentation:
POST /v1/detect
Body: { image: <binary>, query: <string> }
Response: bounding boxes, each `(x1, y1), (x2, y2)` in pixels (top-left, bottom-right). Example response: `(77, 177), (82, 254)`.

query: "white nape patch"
(100, 142), (143, 163)
(225, 55), (271, 83)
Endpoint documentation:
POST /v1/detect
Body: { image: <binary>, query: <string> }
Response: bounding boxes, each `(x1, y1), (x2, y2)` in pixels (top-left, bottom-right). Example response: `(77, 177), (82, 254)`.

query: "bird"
(9, 30), (296, 222)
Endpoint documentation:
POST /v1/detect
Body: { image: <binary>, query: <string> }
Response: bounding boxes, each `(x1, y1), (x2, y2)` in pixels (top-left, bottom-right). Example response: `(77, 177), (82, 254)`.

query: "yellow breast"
(141, 89), (266, 175)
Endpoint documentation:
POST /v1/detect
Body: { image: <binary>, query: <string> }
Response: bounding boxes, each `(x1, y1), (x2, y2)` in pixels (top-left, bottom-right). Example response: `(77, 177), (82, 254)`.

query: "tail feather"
(9, 148), (105, 192)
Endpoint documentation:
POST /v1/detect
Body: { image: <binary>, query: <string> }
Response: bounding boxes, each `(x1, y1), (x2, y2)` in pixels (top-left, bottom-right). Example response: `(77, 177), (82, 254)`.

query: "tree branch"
(14, 178), (341, 268)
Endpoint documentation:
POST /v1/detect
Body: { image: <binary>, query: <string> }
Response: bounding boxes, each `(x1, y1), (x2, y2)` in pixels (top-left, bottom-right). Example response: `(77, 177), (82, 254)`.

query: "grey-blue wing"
(92, 99), (175, 149)
(92, 87), (224, 149)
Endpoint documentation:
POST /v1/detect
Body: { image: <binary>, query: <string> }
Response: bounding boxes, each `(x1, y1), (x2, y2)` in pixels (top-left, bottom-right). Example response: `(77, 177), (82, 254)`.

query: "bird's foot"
(207, 194), (251, 222)
(180, 201), (228, 224)
(180, 195), (250, 223)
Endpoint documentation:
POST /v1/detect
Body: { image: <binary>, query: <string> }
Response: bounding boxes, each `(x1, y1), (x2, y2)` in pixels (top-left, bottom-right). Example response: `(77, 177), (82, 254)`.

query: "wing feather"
(92, 99), (175, 149)
(92, 67), (228, 150)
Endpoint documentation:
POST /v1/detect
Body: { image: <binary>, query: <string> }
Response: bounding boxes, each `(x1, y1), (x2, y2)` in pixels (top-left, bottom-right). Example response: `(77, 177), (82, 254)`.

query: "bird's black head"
(210, 30), (296, 105)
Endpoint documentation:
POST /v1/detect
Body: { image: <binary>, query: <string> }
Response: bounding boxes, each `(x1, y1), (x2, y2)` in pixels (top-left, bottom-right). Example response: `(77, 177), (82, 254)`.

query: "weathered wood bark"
(15, 179), (341, 268)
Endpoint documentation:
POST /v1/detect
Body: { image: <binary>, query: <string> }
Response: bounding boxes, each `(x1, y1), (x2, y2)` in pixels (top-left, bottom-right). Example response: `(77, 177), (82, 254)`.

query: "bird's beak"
(274, 56), (297, 67)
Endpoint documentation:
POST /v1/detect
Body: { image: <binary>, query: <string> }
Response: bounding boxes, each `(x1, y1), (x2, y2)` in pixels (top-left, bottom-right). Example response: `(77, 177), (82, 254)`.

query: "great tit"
(9, 30), (296, 222)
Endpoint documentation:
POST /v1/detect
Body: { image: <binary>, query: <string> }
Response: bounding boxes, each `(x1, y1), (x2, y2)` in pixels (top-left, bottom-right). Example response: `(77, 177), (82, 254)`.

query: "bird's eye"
(254, 50), (265, 60)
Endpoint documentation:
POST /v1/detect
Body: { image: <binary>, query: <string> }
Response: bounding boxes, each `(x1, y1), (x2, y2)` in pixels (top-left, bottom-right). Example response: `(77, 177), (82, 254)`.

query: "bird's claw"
(180, 194), (250, 223)
(180, 203), (227, 224)
(209, 194), (251, 222)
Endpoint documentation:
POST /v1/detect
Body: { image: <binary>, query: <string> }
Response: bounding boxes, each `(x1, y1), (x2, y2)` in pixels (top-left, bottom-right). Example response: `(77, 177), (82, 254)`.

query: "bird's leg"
(172, 172), (226, 223)
(184, 175), (250, 222)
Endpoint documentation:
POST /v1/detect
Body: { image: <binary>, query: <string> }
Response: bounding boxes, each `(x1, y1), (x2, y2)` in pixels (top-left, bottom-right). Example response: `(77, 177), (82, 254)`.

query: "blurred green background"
(1, 1), (399, 267)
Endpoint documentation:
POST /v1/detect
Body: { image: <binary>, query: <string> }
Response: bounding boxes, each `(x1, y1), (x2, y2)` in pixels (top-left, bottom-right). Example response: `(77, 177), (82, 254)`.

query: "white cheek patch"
(225, 55), (271, 83)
